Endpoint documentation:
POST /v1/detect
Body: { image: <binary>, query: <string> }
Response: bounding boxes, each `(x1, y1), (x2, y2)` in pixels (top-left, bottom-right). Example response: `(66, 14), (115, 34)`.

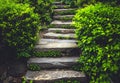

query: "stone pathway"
(25, 1), (87, 83)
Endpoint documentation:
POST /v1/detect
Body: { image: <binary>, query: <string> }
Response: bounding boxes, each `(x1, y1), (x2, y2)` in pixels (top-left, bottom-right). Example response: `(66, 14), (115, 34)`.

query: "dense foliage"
(16, 0), (54, 24)
(0, 0), (40, 57)
(61, 0), (120, 7)
(73, 3), (120, 83)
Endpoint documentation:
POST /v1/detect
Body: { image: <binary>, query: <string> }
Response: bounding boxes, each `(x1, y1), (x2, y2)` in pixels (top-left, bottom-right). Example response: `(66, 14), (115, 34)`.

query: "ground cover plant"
(32, 50), (62, 57)
(73, 3), (120, 83)
(54, 80), (80, 83)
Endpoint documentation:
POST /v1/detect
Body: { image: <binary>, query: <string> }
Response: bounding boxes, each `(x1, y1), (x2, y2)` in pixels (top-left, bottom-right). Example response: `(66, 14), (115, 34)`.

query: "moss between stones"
(32, 50), (62, 57)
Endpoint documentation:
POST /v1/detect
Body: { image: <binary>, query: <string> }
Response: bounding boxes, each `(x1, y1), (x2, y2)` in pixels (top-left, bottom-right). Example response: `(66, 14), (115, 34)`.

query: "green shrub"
(29, 0), (54, 24)
(0, 1), (40, 57)
(73, 3), (120, 83)
(61, 0), (96, 7)
(76, 0), (96, 7)
(16, 0), (54, 25)
(61, 0), (77, 7)
(61, 0), (120, 7)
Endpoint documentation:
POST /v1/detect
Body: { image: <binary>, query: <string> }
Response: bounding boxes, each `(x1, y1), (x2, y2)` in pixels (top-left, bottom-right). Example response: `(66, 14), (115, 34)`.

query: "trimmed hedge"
(0, 1), (40, 57)
(73, 3), (120, 83)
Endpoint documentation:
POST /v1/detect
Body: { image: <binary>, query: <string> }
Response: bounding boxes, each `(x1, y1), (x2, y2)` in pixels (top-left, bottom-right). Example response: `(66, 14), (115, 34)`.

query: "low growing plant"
(32, 50), (62, 57)
(28, 63), (41, 71)
(22, 76), (33, 83)
(55, 80), (80, 83)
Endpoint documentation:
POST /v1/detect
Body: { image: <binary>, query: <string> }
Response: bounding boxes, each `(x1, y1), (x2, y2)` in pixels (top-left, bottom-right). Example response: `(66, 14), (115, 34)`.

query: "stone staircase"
(25, 1), (87, 83)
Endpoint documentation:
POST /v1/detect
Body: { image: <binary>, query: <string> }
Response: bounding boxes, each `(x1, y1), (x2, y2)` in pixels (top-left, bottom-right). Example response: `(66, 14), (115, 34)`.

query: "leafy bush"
(61, 0), (120, 7)
(28, 0), (54, 24)
(16, 0), (54, 25)
(73, 3), (120, 83)
(0, 1), (40, 57)
(76, 0), (96, 7)
(61, 0), (97, 7)
(61, 0), (77, 7)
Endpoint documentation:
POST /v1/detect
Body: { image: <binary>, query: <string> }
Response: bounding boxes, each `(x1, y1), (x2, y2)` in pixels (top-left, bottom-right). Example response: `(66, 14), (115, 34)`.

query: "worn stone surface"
(35, 42), (77, 49)
(37, 38), (77, 45)
(25, 70), (87, 83)
(53, 2), (62, 5)
(43, 32), (75, 39)
(54, 9), (75, 12)
(51, 20), (72, 24)
(48, 28), (75, 33)
(53, 15), (74, 19)
(27, 57), (79, 69)
(50, 20), (74, 28)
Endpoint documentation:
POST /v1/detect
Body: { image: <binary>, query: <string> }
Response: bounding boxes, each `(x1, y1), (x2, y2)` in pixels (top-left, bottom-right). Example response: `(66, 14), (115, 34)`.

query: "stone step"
(35, 42), (80, 56)
(27, 57), (79, 69)
(34, 48), (81, 57)
(48, 24), (75, 29)
(54, 9), (76, 15)
(43, 32), (75, 39)
(53, 15), (74, 18)
(51, 20), (72, 24)
(54, 5), (70, 9)
(37, 39), (77, 45)
(25, 70), (87, 83)
(53, 15), (74, 21)
(53, 2), (62, 5)
(54, 9), (75, 12)
(36, 42), (77, 49)
(47, 28), (75, 33)
(50, 20), (74, 28)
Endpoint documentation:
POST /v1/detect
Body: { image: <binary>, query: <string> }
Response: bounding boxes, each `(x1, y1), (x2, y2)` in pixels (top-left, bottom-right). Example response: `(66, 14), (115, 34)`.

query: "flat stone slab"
(54, 9), (75, 12)
(25, 70), (87, 83)
(50, 20), (73, 28)
(48, 28), (75, 33)
(51, 20), (72, 25)
(53, 2), (62, 5)
(27, 57), (79, 69)
(43, 32), (75, 39)
(53, 15), (74, 19)
(35, 42), (77, 49)
(37, 39), (77, 45)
